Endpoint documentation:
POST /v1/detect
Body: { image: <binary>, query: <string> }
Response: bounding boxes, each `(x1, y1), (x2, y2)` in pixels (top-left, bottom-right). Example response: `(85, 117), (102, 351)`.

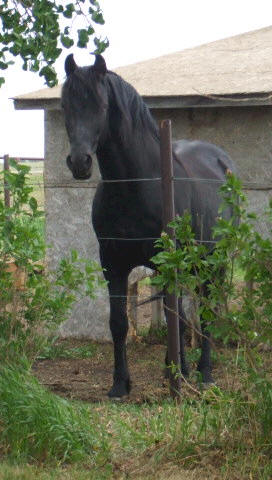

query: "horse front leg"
(106, 271), (131, 398)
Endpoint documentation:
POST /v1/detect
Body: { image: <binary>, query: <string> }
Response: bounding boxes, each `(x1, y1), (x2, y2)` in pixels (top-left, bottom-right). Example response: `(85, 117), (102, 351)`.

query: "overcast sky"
(1, 0), (272, 157)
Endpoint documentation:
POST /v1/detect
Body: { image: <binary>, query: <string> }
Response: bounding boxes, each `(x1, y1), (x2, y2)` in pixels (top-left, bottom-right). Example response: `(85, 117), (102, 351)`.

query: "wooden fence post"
(160, 119), (181, 399)
(4, 154), (10, 208)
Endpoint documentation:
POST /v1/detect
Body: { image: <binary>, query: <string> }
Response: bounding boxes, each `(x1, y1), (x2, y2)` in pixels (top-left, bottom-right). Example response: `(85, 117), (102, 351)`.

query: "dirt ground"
(32, 337), (245, 404)
(33, 286), (176, 404)
(33, 341), (169, 403)
(32, 285), (247, 403)
(32, 285), (272, 404)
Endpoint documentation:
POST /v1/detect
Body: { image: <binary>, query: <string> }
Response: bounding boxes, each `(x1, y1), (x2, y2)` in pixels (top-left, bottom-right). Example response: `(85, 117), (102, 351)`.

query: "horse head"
(61, 54), (108, 180)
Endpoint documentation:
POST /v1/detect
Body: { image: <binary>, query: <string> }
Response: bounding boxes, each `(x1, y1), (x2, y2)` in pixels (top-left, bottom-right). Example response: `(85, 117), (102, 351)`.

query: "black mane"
(106, 71), (160, 143)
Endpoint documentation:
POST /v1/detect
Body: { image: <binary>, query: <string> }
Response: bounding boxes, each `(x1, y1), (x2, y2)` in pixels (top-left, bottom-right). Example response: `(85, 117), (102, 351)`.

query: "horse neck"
(97, 93), (161, 181)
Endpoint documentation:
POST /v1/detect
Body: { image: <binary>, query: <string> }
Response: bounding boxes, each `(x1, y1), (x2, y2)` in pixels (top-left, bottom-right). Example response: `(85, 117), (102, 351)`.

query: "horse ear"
(93, 54), (107, 75)
(65, 54), (77, 76)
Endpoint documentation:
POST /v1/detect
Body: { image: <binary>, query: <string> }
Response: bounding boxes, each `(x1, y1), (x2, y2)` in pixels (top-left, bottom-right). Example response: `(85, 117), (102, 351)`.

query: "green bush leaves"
(152, 172), (272, 361)
(0, 159), (106, 365)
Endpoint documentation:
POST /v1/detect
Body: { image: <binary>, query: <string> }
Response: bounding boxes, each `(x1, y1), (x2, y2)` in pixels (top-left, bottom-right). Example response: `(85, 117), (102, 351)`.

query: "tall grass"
(0, 365), (98, 463)
(1, 359), (271, 477)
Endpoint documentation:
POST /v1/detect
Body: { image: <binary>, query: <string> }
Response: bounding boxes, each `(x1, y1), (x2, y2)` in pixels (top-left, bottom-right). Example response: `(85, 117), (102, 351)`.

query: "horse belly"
(92, 184), (162, 241)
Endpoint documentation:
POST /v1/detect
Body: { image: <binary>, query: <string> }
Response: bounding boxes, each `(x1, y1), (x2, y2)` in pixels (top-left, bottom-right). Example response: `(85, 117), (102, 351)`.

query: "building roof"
(14, 26), (272, 110)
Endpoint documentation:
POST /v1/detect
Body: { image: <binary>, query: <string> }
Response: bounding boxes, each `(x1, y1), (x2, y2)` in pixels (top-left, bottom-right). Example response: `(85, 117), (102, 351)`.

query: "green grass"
(1, 357), (272, 479)
(38, 339), (98, 360)
(0, 366), (100, 463)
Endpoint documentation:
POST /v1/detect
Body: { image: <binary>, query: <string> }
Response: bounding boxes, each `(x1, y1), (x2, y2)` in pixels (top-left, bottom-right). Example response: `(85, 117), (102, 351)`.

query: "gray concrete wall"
(153, 106), (272, 182)
(44, 110), (111, 340)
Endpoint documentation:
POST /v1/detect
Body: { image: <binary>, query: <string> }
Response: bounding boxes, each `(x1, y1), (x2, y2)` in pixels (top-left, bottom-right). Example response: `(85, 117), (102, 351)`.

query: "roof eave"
(146, 92), (272, 109)
(13, 97), (60, 110)
(14, 91), (272, 111)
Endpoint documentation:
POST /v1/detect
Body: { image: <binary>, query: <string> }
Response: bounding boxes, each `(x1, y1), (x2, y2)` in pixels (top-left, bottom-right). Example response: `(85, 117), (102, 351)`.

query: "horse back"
(173, 139), (235, 179)
(173, 139), (236, 242)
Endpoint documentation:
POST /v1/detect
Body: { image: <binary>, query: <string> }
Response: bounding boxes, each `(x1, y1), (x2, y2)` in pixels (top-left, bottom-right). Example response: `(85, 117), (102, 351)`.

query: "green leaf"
(91, 10), (105, 25)
(29, 197), (38, 212)
(60, 34), (74, 49)
(63, 3), (75, 18)
(71, 249), (78, 263)
(0, 61), (8, 70)
(77, 29), (89, 48)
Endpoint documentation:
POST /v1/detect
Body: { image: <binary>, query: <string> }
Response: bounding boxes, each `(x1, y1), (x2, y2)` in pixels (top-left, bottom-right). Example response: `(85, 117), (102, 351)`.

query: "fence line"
(1, 156), (270, 244)
(1, 179), (272, 190)
(96, 237), (218, 244)
(1, 153), (272, 190)
(0, 155), (44, 162)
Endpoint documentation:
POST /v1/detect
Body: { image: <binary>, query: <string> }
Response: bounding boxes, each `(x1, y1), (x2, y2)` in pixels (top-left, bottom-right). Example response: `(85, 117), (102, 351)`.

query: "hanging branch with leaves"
(0, 0), (108, 87)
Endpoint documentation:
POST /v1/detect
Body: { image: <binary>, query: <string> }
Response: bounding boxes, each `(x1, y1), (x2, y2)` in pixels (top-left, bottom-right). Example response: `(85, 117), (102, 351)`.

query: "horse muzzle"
(66, 154), (93, 180)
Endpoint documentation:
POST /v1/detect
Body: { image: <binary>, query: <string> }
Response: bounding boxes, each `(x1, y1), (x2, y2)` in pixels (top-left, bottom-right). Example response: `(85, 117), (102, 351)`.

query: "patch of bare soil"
(33, 341), (170, 403)
(32, 336), (257, 404)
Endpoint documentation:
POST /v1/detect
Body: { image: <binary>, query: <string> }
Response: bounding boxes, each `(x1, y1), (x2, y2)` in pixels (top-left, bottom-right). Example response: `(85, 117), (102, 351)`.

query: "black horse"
(61, 54), (236, 398)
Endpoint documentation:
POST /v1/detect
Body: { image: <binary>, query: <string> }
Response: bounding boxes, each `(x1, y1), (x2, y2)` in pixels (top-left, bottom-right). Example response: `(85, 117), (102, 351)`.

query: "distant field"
(0, 160), (44, 209)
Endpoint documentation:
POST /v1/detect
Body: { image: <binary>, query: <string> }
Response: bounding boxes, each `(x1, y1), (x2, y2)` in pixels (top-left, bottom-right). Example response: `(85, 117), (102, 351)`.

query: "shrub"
(0, 159), (106, 365)
(152, 172), (272, 363)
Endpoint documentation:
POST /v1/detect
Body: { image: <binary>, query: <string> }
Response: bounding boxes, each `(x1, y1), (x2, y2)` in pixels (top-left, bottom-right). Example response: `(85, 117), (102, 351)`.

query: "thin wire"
(97, 236), (158, 241)
(97, 236), (217, 244)
(174, 176), (225, 184)
(100, 295), (165, 299)
(95, 177), (162, 183)
(0, 176), (271, 188)
(0, 171), (268, 245)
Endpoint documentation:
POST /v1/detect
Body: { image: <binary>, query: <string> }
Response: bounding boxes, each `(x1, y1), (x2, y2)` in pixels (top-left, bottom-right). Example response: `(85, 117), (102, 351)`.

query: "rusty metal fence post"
(4, 154), (10, 208)
(160, 119), (181, 399)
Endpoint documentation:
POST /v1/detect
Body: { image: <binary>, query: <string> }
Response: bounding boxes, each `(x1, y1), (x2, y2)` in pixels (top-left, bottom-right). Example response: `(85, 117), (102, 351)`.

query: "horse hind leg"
(106, 270), (131, 398)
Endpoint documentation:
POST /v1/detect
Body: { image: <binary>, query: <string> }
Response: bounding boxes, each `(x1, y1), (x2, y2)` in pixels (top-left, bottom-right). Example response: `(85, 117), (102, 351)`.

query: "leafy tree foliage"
(0, 0), (108, 87)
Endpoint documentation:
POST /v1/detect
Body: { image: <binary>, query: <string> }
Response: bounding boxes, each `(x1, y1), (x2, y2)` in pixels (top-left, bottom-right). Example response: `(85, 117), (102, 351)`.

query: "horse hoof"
(108, 379), (131, 399)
